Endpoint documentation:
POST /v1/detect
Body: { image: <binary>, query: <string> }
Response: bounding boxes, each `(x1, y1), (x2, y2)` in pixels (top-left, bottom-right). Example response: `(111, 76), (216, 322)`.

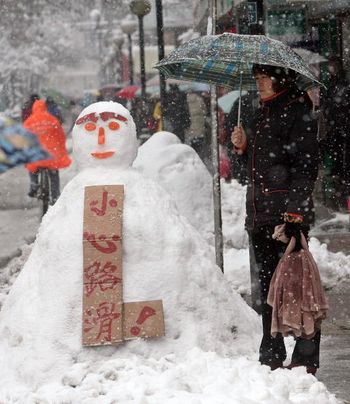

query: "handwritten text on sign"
(82, 185), (165, 346)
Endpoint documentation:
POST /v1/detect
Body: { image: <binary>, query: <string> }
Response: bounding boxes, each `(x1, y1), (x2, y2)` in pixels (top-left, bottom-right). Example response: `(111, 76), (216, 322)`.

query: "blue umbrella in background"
(0, 115), (50, 174)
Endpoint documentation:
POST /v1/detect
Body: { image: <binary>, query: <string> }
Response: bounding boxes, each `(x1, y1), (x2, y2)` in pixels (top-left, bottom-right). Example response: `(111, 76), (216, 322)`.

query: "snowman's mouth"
(91, 151), (115, 159)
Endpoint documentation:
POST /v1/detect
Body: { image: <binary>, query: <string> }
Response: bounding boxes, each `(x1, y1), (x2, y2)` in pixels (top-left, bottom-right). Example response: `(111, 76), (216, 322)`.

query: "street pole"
(128, 33), (134, 85)
(138, 15), (147, 99)
(130, 0), (151, 132)
(155, 0), (166, 130)
(129, 0), (151, 97)
(209, 0), (224, 273)
(121, 16), (137, 86)
(248, 0), (264, 315)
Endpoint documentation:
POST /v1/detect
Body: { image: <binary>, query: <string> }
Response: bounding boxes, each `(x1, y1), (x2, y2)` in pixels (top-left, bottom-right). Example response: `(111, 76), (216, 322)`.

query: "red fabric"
(219, 148), (231, 179)
(267, 234), (328, 339)
(24, 100), (71, 172)
(217, 108), (226, 144)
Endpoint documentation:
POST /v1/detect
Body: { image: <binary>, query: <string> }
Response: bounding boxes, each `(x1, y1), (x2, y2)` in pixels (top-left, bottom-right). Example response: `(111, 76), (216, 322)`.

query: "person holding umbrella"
(231, 64), (319, 374)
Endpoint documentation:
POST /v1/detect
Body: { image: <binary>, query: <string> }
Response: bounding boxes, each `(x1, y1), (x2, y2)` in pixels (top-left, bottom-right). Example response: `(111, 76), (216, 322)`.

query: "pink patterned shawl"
(267, 234), (329, 339)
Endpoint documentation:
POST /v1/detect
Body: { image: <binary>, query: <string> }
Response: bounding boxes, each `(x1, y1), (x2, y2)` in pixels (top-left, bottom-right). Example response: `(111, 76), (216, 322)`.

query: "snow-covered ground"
(0, 119), (346, 403)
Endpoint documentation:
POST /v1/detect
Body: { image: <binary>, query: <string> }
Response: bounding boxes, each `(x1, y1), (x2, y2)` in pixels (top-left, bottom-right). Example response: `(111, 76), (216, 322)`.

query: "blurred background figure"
(163, 84), (190, 142)
(21, 94), (40, 123)
(151, 97), (163, 132)
(185, 91), (207, 162)
(321, 56), (350, 211)
(45, 96), (64, 124)
(23, 99), (71, 204)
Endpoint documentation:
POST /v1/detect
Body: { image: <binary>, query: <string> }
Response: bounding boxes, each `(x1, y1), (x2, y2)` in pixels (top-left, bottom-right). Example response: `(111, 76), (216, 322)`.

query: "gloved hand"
(284, 221), (303, 251)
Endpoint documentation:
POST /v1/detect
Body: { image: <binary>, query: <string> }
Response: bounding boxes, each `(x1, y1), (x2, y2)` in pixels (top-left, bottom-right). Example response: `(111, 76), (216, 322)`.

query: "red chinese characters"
(82, 185), (124, 345)
(82, 184), (165, 346)
(84, 261), (122, 296)
(84, 302), (121, 343)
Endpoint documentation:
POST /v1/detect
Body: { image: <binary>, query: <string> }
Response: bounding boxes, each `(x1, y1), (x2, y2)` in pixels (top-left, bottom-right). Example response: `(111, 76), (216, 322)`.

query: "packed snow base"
(0, 104), (342, 403)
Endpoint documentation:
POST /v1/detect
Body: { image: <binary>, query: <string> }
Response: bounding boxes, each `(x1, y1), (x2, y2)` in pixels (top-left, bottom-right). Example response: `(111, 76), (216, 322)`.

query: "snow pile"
(134, 133), (248, 250)
(221, 180), (248, 250)
(134, 131), (215, 245)
(0, 167), (259, 391)
(309, 237), (350, 288)
(0, 103), (260, 393)
(134, 133), (250, 297)
(0, 244), (32, 310)
(0, 109), (342, 402)
(0, 348), (340, 404)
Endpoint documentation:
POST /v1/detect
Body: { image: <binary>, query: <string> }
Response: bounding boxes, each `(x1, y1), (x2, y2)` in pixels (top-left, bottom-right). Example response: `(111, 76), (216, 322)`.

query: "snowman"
(0, 102), (259, 389)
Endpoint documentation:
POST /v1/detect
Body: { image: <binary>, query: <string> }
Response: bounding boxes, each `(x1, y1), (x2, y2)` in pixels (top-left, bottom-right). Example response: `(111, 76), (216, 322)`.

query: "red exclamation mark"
(130, 306), (156, 336)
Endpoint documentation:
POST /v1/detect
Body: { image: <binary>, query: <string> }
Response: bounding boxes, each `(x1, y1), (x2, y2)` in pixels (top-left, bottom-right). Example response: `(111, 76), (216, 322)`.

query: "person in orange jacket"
(24, 99), (71, 203)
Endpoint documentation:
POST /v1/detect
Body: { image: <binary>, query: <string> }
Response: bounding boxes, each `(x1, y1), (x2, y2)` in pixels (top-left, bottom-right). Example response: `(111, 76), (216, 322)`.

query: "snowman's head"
(72, 101), (138, 170)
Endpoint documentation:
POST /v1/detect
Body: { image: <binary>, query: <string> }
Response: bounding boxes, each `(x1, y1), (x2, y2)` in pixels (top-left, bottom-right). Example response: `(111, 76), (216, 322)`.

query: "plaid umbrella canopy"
(155, 33), (324, 90)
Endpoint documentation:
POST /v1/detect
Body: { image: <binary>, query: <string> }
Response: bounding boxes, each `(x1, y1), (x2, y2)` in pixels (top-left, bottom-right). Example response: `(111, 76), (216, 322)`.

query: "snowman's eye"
(85, 122), (96, 131)
(108, 121), (120, 131)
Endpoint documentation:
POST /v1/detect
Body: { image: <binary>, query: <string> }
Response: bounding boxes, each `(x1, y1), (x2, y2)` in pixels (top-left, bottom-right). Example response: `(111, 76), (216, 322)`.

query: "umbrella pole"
(210, 87), (224, 273)
(209, 0), (224, 273)
(237, 71), (243, 127)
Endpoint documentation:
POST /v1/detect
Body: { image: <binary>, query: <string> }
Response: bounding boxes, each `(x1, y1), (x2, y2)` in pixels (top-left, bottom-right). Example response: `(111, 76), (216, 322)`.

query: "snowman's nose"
(98, 127), (105, 145)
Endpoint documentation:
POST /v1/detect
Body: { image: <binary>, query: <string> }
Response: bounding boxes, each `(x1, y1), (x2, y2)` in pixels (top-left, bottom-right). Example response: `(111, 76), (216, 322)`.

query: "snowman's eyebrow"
(99, 111), (128, 122)
(75, 113), (98, 125)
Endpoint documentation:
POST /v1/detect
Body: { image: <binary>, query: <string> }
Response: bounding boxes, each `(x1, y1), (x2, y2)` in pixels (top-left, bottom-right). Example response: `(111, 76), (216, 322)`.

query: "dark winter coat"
(239, 89), (319, 231)
(224, 92), (259, 185)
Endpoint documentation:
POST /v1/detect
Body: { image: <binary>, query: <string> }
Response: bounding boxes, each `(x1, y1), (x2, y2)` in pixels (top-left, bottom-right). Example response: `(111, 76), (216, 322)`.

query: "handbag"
(267, 233), (329, 339)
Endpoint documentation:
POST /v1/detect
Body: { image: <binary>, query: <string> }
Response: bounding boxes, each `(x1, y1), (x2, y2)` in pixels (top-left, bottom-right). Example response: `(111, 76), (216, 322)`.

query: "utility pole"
(155, 0), (166, 130)
(209, 0), (224, 273)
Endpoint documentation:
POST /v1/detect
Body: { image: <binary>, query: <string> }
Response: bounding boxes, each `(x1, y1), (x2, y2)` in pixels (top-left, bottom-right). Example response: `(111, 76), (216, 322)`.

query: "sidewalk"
(0, 207), (40, 267)
(317, 278), (350, 404)
(306, 208), (350, 403)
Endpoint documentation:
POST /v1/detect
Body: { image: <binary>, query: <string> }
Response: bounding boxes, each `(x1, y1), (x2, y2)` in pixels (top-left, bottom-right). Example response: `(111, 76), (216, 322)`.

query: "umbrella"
(155, 33), (324, 91)
(179, 82), (210, 92)
(135, 85), (160, 97)
(0, 116), (50, 174)
(41, 88), (72, 110)
(146, 75), (210, 92)
(218, 90), (248, 114)
(115, 85), (141, 100)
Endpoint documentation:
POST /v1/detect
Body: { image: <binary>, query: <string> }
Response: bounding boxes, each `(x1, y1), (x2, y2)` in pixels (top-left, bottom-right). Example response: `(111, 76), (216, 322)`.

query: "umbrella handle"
(237, 71), (243, 127)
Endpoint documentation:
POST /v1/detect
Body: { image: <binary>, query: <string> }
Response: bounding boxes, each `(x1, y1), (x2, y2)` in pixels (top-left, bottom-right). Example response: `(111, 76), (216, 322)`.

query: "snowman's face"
(72, 102), (138, 169)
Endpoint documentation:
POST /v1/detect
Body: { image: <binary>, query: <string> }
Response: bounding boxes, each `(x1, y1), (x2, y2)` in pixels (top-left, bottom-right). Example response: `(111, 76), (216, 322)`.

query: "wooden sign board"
(123, 300), (165, 340)
(82, 185), (124, 346)
(82, 185), (165, 346)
